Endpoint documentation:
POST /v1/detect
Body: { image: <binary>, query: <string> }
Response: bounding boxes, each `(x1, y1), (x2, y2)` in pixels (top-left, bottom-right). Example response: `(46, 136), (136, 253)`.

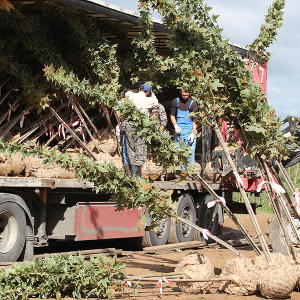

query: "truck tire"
(20, 225), (34, 261)
(168, 194), (196, 243)
(268, 214), (300, 255)
(0, 201), (26, 262)
(196, 196), (224, 243)
(143, 217), (171, 247)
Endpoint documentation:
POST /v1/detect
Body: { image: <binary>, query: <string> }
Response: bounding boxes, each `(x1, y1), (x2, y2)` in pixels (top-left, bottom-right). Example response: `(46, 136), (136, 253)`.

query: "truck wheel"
(19, 225), (34, 261)
(168, 194), (196, 243)
(143, 217), (171, 247)
(268, 214), (300, 255)
(196, 199), (224, 243)
(0, 202), (26, 262)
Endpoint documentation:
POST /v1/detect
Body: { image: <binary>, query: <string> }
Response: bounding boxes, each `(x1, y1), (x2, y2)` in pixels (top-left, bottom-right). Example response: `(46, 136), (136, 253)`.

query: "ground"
(28, 213), (300, 299)
(115, 213), (300, 300)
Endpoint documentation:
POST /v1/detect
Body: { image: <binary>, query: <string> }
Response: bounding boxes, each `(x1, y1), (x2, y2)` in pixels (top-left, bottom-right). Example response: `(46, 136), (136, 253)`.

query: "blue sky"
(105, 0), (299, 119)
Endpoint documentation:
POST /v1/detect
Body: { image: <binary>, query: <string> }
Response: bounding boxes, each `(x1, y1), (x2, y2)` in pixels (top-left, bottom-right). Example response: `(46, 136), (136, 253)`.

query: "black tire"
(197, 194), (224, 243)
(168, 194), (196, 243)
(143, 217), (171, 247)
(19, 225), (34, 261)
(0, 201), (26, 262)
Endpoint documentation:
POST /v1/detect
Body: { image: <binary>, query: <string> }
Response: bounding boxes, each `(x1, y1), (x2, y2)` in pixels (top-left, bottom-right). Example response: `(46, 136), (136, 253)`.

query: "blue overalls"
(175, 98), (196, 165)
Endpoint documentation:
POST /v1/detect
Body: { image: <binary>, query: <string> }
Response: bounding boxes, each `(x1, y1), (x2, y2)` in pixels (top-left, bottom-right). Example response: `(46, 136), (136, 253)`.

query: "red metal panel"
(244, 58), (268, 96)
(225, 176), (264, 192)
(75, 203), (144, 241)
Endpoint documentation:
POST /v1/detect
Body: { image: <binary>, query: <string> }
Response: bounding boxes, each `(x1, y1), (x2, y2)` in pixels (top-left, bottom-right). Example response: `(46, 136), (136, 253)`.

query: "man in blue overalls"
(170, 90), (197, 167)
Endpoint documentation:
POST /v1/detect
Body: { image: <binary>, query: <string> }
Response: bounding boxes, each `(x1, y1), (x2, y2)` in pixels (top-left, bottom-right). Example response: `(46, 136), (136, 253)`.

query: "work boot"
(131, 165), (141, 177)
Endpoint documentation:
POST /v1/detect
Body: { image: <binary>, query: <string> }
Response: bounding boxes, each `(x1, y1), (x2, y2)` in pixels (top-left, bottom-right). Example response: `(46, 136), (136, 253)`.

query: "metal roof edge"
(55, 0), (168, 31)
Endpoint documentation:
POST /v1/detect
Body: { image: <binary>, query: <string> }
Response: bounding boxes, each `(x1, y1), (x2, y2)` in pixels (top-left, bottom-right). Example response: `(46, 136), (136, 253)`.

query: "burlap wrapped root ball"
(86, 129), (117, 154)
(23, 156), (75, 179)
(251, 253), (298, 298)
(252, 253), (294, 273)
(259, 264), (297, 299)
(293, 263), (300, 290)
(94, 153), (123, 169)
(220, 257), (258, 296)
(175, 252), (214, 294)
(141, 159), (164, 180)
(203, 162), (221, 182)
(288, 253), (300, 290)
(0, 152), (25, 176)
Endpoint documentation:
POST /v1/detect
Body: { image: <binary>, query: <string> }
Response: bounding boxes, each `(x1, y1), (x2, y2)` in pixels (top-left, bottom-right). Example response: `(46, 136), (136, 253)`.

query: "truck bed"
(0, 176), (222, 191)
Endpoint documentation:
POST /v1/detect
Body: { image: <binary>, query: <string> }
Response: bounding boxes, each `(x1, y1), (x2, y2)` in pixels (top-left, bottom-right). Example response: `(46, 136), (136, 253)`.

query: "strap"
(188, 99), (194, 110)
(176, 97), (179, 107)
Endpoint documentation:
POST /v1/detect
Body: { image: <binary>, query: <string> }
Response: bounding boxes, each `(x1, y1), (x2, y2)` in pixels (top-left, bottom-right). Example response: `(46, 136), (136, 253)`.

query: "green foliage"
(0, 255), (125, 299)
(248, 0), (285, 63)
(133, 0), (287, 159)
(0, 140), (175, 223)
(44, 65), (190, 168)
(130, 1), (162, 85)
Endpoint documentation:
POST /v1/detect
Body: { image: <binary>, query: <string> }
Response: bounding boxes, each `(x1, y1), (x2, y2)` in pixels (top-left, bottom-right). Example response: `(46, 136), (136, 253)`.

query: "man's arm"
(170, 98), (181, 133)
(170, 115), (177, 127)
(158, 104), (167, 130)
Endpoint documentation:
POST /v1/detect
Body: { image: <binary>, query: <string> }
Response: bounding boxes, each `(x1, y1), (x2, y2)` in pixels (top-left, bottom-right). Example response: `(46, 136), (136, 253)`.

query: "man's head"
(180, 90), (190, 101)
(140, 83), (152, 96)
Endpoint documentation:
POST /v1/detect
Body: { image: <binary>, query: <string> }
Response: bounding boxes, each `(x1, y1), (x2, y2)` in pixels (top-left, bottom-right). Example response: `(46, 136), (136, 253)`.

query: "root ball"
(259, 265), (297, 299)
(175, 252), (214, 294)
(220, 257), (258, 295)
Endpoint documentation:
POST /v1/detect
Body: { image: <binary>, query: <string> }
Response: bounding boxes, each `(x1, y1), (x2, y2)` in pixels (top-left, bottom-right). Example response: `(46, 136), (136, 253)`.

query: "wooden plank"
(0, 177), (93, 189)
(152, 180), (221, 191)
(0, 176), (216, 191)
(35, 248), (123, 259)
(143, 241), (205, 254)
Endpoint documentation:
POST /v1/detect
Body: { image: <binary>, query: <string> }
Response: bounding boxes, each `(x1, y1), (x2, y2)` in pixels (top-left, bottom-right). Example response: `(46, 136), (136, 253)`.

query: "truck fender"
(0, 193), (33, 228)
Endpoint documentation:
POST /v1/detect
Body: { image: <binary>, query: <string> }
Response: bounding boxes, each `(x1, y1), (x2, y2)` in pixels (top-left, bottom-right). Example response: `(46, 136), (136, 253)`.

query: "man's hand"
(188, 132), (195, 143)
(174, 124), (182, 134)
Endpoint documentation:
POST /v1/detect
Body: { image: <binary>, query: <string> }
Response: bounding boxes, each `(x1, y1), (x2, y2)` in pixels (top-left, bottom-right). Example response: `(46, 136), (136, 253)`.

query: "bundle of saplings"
(0, 255), (125, 300)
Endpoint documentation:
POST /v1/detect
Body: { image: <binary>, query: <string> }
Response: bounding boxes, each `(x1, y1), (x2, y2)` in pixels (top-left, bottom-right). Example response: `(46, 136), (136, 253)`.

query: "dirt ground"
(115, 213), (300, 300)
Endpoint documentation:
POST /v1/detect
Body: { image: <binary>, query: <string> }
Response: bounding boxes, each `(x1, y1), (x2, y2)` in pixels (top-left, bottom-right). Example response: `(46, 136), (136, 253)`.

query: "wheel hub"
(156, 219), (168, 239)
(286, 217), (300, 244)
(0, 210), (18, 254)
(180, 205), (192, 237)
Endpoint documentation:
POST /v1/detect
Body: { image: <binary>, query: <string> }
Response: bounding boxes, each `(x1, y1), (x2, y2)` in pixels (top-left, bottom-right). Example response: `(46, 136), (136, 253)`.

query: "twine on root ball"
(175, 252), (214, 294)
(259, 264), (297, 299)
(219, 257), (258, 296)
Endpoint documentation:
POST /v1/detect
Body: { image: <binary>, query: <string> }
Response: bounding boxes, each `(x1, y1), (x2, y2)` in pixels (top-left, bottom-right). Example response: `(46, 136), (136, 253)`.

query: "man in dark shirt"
(170, 90), (197, 165)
